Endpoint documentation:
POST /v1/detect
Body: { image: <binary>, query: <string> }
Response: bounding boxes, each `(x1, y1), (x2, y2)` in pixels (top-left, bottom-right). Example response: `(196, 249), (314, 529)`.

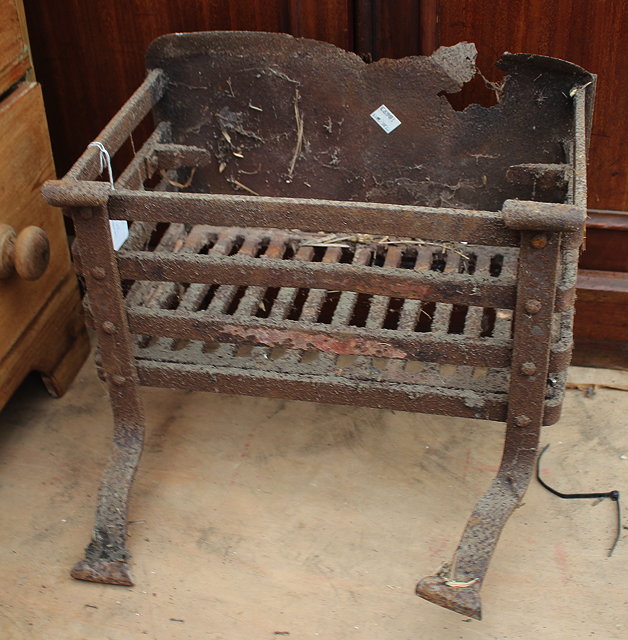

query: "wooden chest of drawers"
(0, 0), (88, 409)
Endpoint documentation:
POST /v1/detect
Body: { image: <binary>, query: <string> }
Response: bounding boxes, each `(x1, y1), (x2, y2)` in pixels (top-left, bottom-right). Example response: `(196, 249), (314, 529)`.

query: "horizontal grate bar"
(107, 190), (520, 247)
(127, 308), (513, 367)
(136, 360), (509, 422)
(117, 252), (517, 308)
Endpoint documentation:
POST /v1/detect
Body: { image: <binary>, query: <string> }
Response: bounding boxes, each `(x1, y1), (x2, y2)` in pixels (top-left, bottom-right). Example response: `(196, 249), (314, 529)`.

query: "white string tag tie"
(87, 141), (128, 249)
(88, 141), (115, 190)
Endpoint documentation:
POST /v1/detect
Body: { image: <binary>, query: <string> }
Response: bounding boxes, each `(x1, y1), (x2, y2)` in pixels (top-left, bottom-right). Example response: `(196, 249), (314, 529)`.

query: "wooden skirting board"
(573, 269), (628, 370)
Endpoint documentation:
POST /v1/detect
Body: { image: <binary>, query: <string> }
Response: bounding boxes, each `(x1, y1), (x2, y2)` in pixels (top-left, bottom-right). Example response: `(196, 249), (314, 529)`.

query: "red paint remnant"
(224, 325), (407, 359)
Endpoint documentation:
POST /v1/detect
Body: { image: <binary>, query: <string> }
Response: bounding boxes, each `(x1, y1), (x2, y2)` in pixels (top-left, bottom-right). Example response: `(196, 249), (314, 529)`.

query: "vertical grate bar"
(232, 236), (288, 317)
(493, 251), (517, 339)
(331, 246), (373, 326)
(270, 246), (316, 318)
(226, 236), (290, 361)
(365, 246), (403, 329)
(173, 231), (236, 312)
(463, 251), (492, 337)
(351, 245), (402, 375)
(206, 235), (265, 358)
(431, 251), (461, 333)
(296, 246), (344, 370)
(154, 230), (235, 351)
(249, 245), (316, 367)
(397, 245), (432, 331)
(299, 247), (344, 322)
(315, 245), (376, 371)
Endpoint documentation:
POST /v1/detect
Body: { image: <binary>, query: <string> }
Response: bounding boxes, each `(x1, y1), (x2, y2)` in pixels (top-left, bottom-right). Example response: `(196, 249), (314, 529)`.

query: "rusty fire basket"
(42, 32), (595, 619)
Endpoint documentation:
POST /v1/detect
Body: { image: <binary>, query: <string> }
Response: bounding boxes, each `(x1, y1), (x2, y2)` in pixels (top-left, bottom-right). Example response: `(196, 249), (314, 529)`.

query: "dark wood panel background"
(421, 0), (627, 215)
(22, 0), (628, 365)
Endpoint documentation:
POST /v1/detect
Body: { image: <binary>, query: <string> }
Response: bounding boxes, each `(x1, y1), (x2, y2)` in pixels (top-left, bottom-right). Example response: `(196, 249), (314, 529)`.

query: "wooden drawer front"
(0, 82), (73, 360)
(0, 0), (28, 95)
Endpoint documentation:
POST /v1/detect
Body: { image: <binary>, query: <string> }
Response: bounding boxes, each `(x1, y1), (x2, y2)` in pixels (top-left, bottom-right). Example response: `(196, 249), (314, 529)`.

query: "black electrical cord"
(536, 444), (622, 557)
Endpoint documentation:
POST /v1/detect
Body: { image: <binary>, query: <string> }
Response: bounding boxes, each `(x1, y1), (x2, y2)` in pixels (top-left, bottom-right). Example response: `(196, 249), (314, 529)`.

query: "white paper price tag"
(370, 104), (401, 134)
(110, 220), (129, 250)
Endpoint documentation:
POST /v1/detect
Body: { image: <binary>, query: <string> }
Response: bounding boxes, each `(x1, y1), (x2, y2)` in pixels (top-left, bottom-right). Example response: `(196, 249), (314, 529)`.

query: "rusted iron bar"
(135, 360), (509, 422)
(105, 191), (519, 247)
(116, 187), (171, 252)
(262, 246), (315, 321)
(124, 223), (189, 309)
(153, 143), (213, 169)
(233, 237), (291, 318)
(416, 229), (563, 620)
(433, 252), (462, 333)
(245, 244), (321, 367)
(300, 247), (344, 323)
(126, 308), (513, 367)
(116, 121), (171, 190)
(134, 334), (562, 426)
(221, 236), (295, 362)
(167, 231), (237, 314)
(67, 69), (166, 181)
(572, 89), (588, 209)
(331, 247), (373, 327)
(117, 253), (517, 308)
(69, 205), (146, 587)
(463, 252), (492, 338)
(365, 246), (403, 329)
(351, 246), (403, 374)
(502, 200), (586, 232)
(201, 235), (266, 360)
(396, 246), (432, 332)
(43, 180), (112, 207)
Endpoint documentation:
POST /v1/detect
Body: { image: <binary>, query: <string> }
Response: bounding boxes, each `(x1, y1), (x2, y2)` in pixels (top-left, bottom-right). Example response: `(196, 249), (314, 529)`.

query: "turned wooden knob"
(0, 224), (50, 281)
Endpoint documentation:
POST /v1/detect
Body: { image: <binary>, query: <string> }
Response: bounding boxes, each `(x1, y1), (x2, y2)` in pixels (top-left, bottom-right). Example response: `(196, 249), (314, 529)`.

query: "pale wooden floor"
(1, 353), (626, 639)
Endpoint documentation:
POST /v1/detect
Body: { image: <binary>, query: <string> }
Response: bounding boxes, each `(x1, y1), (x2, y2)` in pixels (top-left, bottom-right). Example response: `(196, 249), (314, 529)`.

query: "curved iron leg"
(71, 383), (145, 586)
(416, 418), (540, 619)
(417, 228), (563, 619)
(71, 427), (144, 584)
(70, 205), (145, 585)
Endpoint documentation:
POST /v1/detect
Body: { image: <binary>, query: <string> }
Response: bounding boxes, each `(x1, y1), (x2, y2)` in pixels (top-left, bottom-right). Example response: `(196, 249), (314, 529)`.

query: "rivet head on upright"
(102, 321), (117, 334)
(520, 362), (537, 376)
(514, 415), (531, 427)
(524, 299), (542, 315)
(530, 234), (548, 249)
(91, 267), (106, 280)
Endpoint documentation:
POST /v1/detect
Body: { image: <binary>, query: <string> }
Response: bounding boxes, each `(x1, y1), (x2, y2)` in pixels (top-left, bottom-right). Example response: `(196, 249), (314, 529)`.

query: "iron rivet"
(520, 362), (537, 376)
(91, 267), (106, 280)
(514, 415), (531, 427)
(111, 374), (126, 386)
(80, 209), (93, 220)
(102, 321), (117, 334)
(524, 299), (542, 315)
(530, 234), (548, 249)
